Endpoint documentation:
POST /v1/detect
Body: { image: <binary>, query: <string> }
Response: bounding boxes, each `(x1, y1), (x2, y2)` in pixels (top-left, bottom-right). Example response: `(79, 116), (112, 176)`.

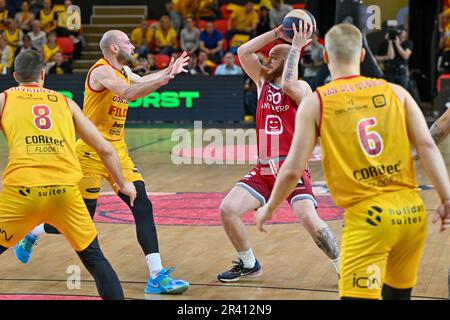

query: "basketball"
(282, 9), (317, 40)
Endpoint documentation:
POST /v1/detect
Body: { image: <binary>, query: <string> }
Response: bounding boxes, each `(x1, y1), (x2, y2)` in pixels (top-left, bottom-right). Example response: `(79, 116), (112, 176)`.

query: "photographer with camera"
(376, 24), (413, 90)
(300, 31), (323, 91)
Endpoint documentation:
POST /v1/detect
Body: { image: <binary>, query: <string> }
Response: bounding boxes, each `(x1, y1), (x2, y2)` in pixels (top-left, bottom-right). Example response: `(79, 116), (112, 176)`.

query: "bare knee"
(220, 200), (241, 221)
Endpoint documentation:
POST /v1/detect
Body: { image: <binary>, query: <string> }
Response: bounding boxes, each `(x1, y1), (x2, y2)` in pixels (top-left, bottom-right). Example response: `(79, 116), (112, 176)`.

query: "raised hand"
(169, 51), (190, 76)
(291, 21), (312, 51)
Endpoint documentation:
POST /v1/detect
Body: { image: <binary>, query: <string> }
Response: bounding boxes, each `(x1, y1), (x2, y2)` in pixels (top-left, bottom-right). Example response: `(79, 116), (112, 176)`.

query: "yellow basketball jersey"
(3, 29), (20, 47)
(83, 58), (130, 142)
(39, 8), (55, 32)
(316, 75), (417, 208)
(1, 85), (82, 186)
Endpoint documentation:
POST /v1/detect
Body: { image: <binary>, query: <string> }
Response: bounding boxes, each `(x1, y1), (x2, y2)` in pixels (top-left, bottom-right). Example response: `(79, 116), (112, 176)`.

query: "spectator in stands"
(42, 30), (59, 62)
(56, 0), (78, 36)
(215, 51), (242, 75)
(3, 18), (23, 49)
(131, 19), (153, 56)
(199, 21), (223, 64)
(257, 6), (270, 36)
(226, 1), (259, 42)
(269, 0), (292, 29)
(195, 51), (213, 75)
(29, 0), (42, 17)
(0, 35), (14, 74)
(14, 33), (37, 57)
(28, 20), (46, 51)
(198, 0), (219, 22)
(0, 0), (11, 32)
(146, 52), (159, 71)
(47, 50), (73, 74)
(38, 0), (56, 33)
(301, 31), (323, 91)
(377, 25), (413, 90)
(15, 1), (35, 33)
(132, 54), (149, 76)
(6, 0), (22, 16)
(180, 17), (200, 55)
(56, 0), (84, 60)
(165, 1), (182, 35)
(154, 15), (178, 56)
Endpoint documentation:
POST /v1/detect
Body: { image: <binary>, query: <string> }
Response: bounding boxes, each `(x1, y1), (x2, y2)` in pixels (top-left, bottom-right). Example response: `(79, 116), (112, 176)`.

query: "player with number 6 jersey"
(255, 23), (450, 300)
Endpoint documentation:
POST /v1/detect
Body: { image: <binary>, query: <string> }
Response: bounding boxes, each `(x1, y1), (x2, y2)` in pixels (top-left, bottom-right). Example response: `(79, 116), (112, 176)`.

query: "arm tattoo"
(283, 48), (300, 82)
(430, 122), (447, 146)
(313, 227), (339, 260)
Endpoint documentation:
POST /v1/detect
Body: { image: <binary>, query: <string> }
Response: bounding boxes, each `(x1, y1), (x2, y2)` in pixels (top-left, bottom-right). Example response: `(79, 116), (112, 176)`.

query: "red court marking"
(0, 294), (100, 300)
(94, 192), (343, 226)
(173, 145), (322, 163)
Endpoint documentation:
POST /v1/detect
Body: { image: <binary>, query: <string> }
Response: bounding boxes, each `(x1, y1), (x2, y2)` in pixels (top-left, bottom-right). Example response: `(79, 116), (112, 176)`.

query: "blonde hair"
(324, 23), (362, 63)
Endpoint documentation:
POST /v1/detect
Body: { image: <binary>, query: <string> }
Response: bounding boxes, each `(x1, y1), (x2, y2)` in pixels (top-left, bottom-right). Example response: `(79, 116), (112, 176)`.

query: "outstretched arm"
(254, 92), (320, 232)
(128, 51), (189, 84)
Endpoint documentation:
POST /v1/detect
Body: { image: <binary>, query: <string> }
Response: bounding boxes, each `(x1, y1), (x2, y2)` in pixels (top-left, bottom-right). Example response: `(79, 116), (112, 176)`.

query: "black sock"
(76, 237), (124, 300)
(43, 198), (97, 235)
(382, 284), (412, 300)
(117, 181), (159, 255)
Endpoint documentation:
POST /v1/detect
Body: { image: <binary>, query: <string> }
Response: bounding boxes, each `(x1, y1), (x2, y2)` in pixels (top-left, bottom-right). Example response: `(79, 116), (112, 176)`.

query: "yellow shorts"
(76, 139), (144, 200)
(0, 185), (97, 251)
(339, 189), (427, 299)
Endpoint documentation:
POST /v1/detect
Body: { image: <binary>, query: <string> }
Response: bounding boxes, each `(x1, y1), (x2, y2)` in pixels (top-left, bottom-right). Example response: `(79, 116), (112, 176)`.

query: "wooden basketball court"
(0, 127), (448, 300)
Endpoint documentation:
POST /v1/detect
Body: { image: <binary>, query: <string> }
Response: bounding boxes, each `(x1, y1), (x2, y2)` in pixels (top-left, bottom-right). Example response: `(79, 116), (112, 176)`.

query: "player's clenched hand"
(291, 22), (312, 51)
(169, 51), (189, 76)
(433, 200), (450, 232)
(254, 205), (274, 233)
(119, 182), (137, 207)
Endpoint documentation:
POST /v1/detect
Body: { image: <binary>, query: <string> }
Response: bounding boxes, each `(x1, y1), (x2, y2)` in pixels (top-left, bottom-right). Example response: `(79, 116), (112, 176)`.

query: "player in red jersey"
(217, 24), (340, 282)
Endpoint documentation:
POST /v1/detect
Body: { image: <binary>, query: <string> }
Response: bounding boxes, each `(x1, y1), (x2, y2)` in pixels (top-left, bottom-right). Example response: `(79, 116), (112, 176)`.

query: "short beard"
(117, 49), (134, 67)
(265, 63), (284, 82)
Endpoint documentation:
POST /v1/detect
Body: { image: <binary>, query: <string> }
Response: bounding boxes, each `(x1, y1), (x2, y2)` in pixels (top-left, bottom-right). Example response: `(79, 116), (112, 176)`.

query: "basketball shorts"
(339, 188), (427, 299)
(236, 164), (317, 208)
(0, 185), (97, 251)
(76, 139), (144, 200)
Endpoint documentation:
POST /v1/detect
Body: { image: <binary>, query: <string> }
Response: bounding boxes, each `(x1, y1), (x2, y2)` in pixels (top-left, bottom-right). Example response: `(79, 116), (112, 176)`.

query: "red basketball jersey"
(256, 81), (298, 161)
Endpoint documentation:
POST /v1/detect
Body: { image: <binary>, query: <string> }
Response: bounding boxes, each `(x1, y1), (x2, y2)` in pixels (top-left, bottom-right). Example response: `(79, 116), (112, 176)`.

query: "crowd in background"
(0, 0), (82, 75)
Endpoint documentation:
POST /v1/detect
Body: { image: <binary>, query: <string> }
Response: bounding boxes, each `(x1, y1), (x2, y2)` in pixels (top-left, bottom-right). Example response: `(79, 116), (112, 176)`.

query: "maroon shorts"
(236, 164), (317, 208)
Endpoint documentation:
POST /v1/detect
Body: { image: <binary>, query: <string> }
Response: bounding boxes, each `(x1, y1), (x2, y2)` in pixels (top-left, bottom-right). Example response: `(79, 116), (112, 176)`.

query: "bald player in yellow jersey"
(16, 30), (191, 294)
(254, 23), (450, 300)
(0, 50), (137, 299)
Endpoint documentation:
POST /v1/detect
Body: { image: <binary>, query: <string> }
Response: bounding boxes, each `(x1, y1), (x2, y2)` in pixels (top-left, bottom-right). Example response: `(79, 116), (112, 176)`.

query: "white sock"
(330, 257), (339, 274)
(30, 224), (46, 239)
(238, 248), (256, 269)
(146, 253), (163, 278)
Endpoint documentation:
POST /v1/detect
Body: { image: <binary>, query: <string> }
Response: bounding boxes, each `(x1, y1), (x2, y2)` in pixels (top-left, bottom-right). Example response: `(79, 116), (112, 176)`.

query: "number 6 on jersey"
(357, 117), (383, 157)
(32, 105), (52, 130)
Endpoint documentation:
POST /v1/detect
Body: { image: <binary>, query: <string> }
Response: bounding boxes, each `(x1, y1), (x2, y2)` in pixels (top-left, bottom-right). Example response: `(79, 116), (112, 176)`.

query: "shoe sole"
(144, 285), (189, 294)
(218, 269), (263, 283)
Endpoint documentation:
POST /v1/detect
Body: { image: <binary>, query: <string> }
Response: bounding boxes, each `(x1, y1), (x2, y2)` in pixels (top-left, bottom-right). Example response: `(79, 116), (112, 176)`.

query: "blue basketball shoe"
(14, 233), (38, 264)
(144, 267), (189, 294)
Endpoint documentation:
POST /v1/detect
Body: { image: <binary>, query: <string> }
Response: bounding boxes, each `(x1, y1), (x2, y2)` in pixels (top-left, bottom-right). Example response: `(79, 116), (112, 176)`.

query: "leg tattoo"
(313, 227), (339, 260)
